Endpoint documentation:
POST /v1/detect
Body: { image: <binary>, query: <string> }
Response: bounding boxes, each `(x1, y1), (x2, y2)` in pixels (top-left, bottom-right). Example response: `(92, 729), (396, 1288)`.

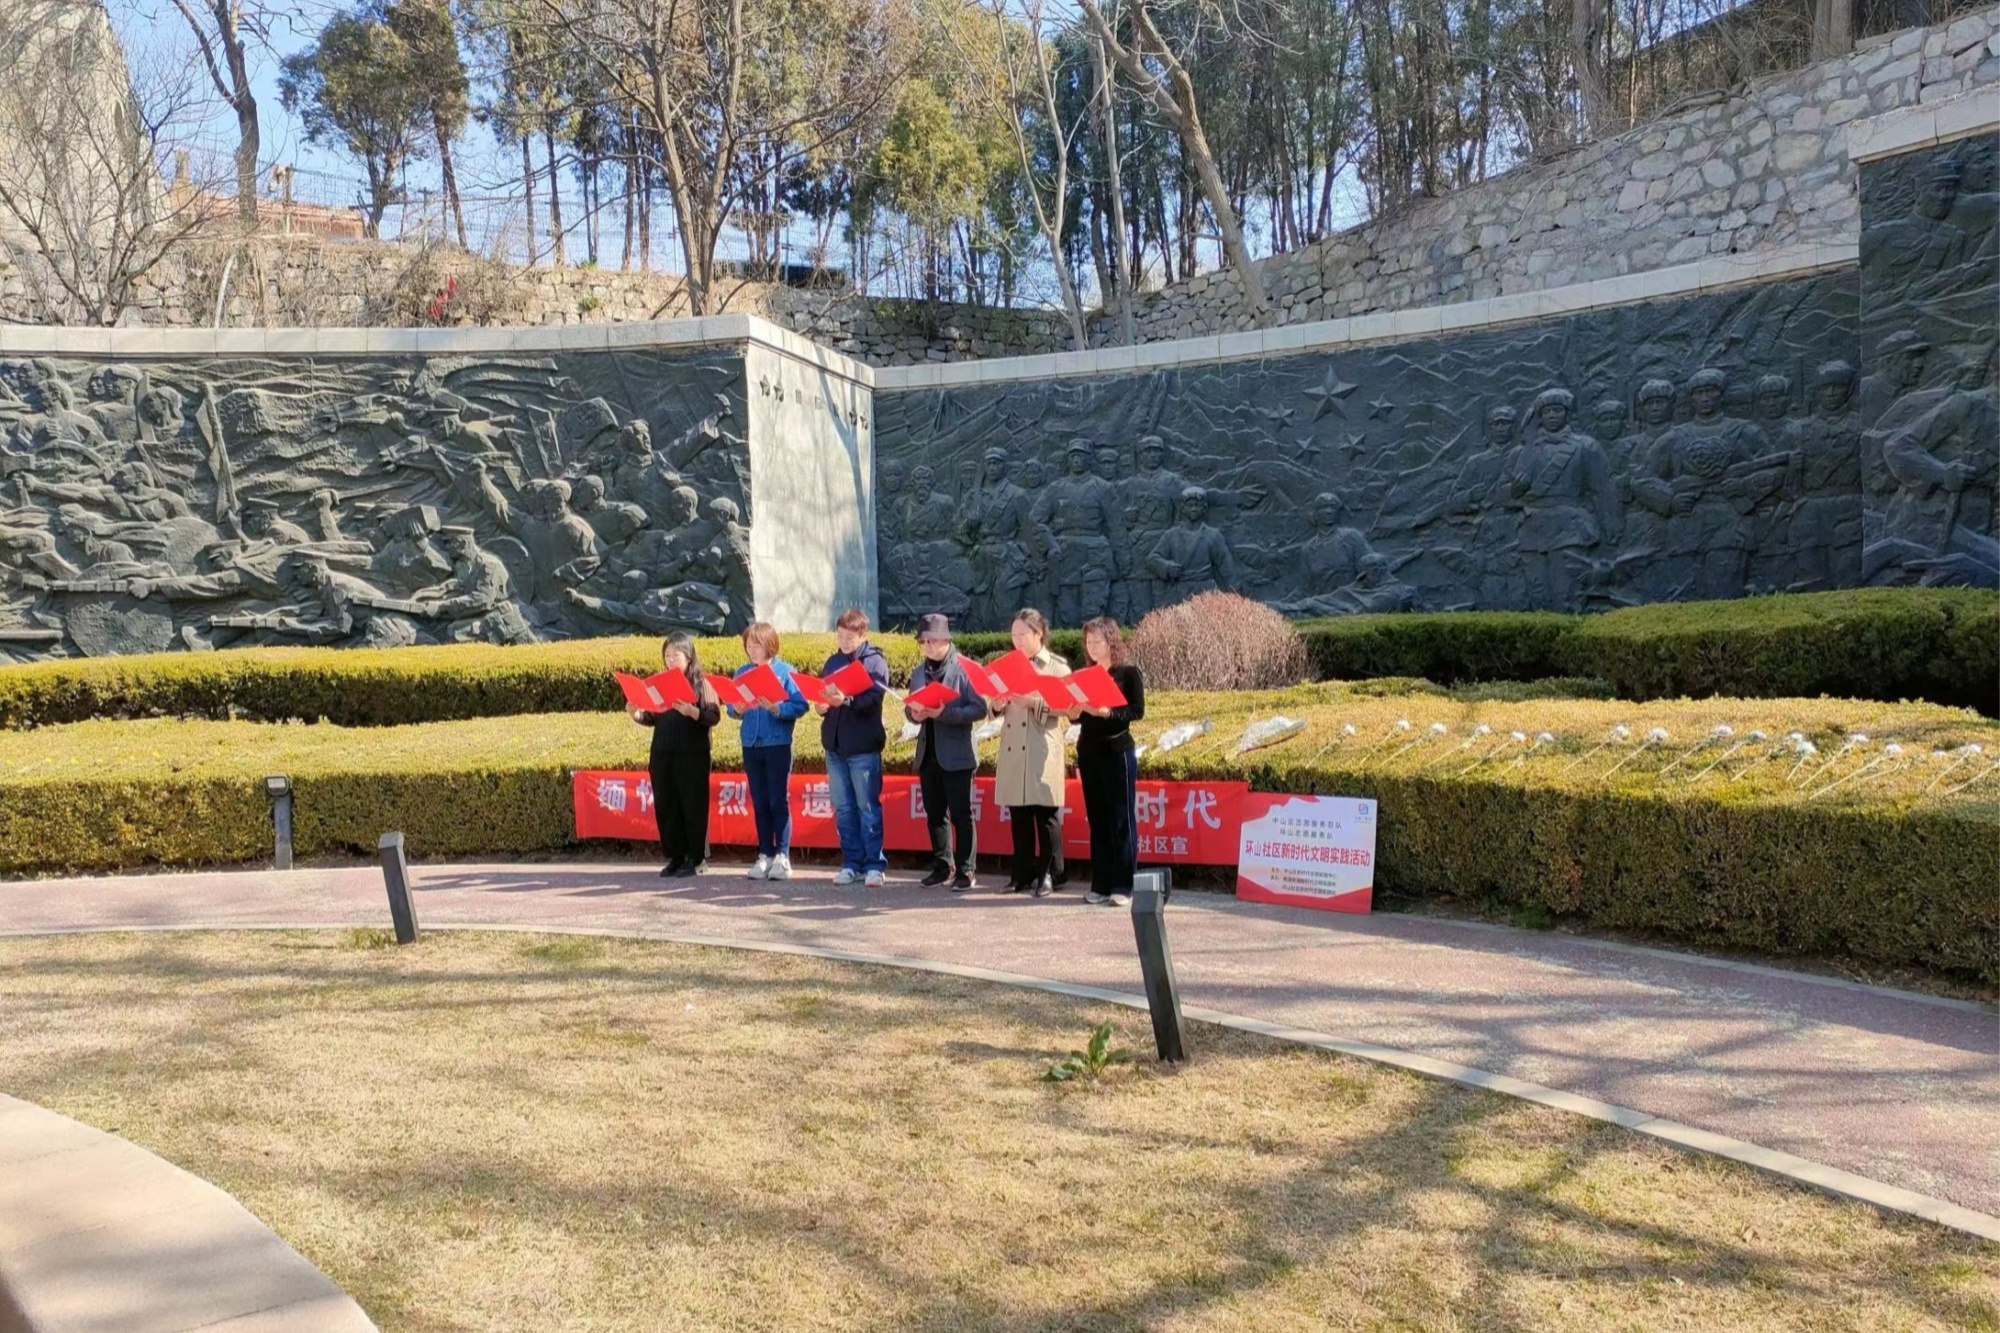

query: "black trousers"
(651, 750), (711, 866)
(1078, 744), (1139, 893)
(919, 754), (975, 873)
(1008, 804), (1059, 887)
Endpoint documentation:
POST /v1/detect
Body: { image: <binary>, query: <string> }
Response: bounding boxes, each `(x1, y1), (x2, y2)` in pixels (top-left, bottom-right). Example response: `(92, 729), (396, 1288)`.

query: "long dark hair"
(662, 633), (702, 685)
(1082, 616), (1129, 666)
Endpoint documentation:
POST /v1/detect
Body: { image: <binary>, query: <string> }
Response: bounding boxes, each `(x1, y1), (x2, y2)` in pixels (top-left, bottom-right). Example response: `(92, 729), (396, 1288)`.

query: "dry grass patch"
(0, 930), (1994, 1332)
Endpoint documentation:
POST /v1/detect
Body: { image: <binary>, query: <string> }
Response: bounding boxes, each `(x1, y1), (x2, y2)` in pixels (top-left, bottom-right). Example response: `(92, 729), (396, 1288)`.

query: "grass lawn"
(0, 931), (1994, 1332)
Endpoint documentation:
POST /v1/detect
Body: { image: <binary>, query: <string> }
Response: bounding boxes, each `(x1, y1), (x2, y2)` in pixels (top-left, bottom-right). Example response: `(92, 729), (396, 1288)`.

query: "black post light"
(378, 831), (420, 944)
(264, 775), (293, 871)
(1129, 868), (1188, 1063)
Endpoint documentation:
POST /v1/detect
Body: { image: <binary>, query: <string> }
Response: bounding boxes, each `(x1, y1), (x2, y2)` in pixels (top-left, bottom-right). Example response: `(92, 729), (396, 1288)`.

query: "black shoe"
(660, 860), (686, 878)
(681, 860), (709, 878)
(921, 866), (952, 887)
(950, 872), (974, 892)
(1031, 875), (1055, 898)
(1003, 879), (1028, 894)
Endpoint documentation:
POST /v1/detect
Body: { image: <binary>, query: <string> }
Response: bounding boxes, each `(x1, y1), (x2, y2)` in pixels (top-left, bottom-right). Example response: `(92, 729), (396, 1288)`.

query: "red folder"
(825, 659), (875, 696)
(707, 672), (753, 710)
(990, 649), (1042, 696)
(1067, 664), (1129, 710)
(959, 658), (1005, 699)
(615, 669), (694, 711)
(790, 672), (832, 706)
(1035, 675), (1083, 710)
(904, 681), (958, 710)
(738, 662), (789, 705)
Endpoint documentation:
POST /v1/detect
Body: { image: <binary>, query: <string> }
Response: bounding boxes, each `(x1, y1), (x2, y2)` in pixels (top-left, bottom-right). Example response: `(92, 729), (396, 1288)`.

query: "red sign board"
(1234, 792), (1378, 913)
(572, 770), (1250, 866)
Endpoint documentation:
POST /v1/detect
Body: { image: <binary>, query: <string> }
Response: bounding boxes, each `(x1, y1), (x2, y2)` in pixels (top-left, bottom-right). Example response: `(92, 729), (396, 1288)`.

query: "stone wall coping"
(0, 314), (880, 388)
(1847, 85), (2000, 163)
(873, 239), (1860, 391)
(0, 1092), (378, 1332)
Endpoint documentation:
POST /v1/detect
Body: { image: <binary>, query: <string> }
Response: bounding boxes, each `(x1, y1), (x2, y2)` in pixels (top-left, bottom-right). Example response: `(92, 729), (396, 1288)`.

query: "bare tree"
(0, 19), (228, 323)
(1076, 0), (1267, 319)
(158, 0), (268, 228)
(976, 0), (1092, 346)
(1573, 0), (1612, 135)
(1811, 0), (1853, 59)
(525, 0), (910, 315)
(1090, 29), (1136, 345)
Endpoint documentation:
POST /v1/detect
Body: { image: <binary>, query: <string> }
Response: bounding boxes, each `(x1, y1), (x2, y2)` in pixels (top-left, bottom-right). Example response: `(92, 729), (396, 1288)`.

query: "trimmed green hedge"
(1561, 589), (2000, 713)
(4, 686), (1995, 980)
(1296, 611), (1578, 685)
(0, 589), (1992, 730)
(0, 634), (928, 729)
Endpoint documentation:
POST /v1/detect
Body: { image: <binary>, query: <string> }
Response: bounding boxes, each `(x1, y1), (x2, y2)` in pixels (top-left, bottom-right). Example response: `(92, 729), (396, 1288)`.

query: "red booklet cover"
(615, 669), (694, 711)
(989, 649), (1042, 696)
(738, 662), (789, 705)
(1067, 664), (1129, 710)
(904, 681), (958, 710)
(790, 672), (832, 706)
(707, 672), (753, 710)
(959, 658), (1005, 699)
(824, 659), (875, 696)
(1034, 675), (1083, 710)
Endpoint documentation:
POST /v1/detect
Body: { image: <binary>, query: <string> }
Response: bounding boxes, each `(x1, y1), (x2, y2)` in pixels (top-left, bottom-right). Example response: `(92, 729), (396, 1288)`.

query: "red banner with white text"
(572, 770), (1249, 865)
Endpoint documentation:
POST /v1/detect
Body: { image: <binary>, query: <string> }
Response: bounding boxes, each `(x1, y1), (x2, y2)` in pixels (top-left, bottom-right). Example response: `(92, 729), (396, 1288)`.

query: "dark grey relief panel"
(0, 347), (751, 661)
(874, 272), (1860, 630)
(1858, 129), (1999, 590)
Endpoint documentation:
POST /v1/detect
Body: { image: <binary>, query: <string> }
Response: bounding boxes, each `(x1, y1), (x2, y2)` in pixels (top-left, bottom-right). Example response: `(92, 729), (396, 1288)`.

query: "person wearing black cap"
(904, 613), (986, 890)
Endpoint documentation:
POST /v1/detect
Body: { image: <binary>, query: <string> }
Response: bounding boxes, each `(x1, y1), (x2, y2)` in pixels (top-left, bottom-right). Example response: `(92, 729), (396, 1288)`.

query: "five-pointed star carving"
(1302, 366), (1359, 420)
(1367, 394), (1395, 420)
(1293, 436), (1323, 463)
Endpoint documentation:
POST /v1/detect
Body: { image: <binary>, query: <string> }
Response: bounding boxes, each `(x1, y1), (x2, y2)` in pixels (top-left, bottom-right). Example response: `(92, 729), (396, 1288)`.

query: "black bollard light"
(264, 775), (293, 871)
(378, 831), (420, 944)
(1129, 868), (1188, 1062)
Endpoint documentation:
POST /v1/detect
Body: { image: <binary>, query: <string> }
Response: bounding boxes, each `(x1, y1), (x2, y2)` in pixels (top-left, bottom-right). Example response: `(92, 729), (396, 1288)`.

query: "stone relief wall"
(1857, 128), (1998, 586)
(0, 347), (757, 661)
(873, 272), (1867, 630)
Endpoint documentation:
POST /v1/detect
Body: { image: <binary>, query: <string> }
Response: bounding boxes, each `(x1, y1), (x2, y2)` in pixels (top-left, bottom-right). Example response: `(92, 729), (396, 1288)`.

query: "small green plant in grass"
(521, 936), (604, 965)
(1044, 1021), (1133, 1083)
(344, 926), (395, 950)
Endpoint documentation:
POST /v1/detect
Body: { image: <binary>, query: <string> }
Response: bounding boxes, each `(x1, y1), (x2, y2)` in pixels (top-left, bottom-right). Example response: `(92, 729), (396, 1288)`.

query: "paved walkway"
(3, 860), (1995, 1228)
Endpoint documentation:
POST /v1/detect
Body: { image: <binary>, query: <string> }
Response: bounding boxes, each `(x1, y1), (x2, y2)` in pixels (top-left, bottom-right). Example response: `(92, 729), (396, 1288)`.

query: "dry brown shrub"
(1130, 591), (1309, 691)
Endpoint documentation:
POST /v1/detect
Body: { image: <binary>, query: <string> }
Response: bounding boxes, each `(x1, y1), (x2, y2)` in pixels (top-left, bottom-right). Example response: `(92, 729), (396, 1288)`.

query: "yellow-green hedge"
(0, 634), (929, 729)
(4, 685), (1994, 980)
(2, 590), (1993, 730)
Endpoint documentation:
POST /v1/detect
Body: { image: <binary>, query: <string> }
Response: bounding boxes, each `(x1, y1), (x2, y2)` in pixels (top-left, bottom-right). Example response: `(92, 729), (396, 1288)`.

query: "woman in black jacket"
(631, 632), (721, 877)
(1075, 616), (1146, 906)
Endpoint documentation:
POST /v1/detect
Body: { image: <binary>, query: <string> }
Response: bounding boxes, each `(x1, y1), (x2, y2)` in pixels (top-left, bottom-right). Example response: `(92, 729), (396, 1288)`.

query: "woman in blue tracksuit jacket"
(732, 620), (810, 879)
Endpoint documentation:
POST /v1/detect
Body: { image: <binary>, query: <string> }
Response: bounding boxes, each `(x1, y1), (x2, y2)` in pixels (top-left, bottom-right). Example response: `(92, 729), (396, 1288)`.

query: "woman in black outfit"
(631, 632), (721, 877)
(1075, 616), (1146, 906)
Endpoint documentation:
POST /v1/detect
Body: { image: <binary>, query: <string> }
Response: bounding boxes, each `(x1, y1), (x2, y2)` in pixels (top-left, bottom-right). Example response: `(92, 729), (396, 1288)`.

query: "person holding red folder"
(815, 608), (891, 887)
(629, 632), (721, 877)
(903, 613), (988, 891)
(730, 621), (809, 881)
(1075, 617), (1147, 905)
(988, 607), (1073, 897)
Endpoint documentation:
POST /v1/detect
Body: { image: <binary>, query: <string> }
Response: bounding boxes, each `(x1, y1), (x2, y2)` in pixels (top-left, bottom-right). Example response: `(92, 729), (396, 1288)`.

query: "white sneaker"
(833, 868), (860, 886)
(864, 869), (885, 888)
(768, 854), (792, 880)
(747, 856), (771, 880)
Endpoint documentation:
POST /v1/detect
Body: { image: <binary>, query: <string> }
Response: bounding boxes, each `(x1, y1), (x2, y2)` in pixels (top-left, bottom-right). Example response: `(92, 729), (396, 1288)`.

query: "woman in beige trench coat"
(991, 607), (1073, 897)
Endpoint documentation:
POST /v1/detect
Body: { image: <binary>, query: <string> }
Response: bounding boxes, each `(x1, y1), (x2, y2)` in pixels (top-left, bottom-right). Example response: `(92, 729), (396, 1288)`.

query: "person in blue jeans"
(730, 620), (809, 880)
(816, 607), (890, 887)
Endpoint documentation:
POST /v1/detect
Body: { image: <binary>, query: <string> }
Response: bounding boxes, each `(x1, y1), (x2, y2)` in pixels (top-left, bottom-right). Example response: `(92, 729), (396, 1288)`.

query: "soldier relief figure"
(0, 355), (754, 660)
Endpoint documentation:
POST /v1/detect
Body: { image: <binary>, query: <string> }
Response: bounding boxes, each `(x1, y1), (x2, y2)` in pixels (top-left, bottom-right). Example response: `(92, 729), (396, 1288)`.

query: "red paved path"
(4, 860), (1994, 1219)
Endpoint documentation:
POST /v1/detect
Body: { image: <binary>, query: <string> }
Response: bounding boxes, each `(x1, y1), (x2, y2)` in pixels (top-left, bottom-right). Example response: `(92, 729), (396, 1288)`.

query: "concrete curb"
(0, 1093), (377, 1332)
(6, 919), (1996, 1246)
